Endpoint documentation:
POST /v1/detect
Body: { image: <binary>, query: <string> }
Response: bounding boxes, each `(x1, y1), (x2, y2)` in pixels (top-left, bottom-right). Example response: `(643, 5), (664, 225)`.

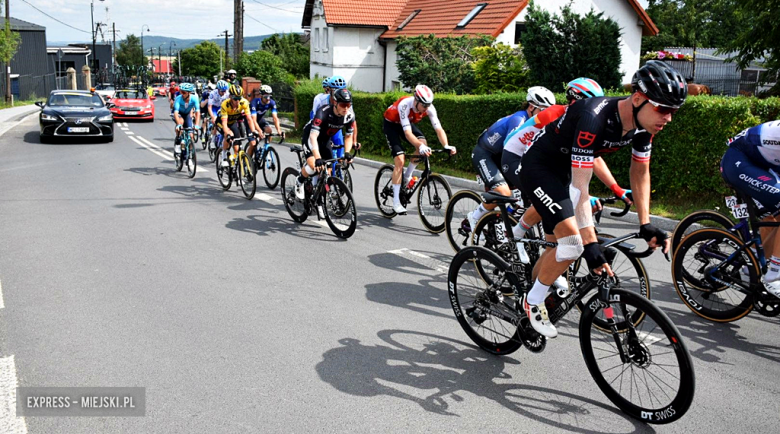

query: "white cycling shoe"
(522, 295), (558, 338)
(761, 276), (780, 298)
(552, 275), (570, 298)
(393, 203), (408, 215)
(467, 211), (479, 233)
(294, 179), (306, 200)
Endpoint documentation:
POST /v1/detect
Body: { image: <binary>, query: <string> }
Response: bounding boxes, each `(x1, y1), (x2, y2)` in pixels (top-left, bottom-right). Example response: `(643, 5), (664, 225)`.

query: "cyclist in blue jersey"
(173, 83), (201, 154)
(310, 77), (330, 119)
(199, 83), (214, 139)
(251, 85), (283, 139)
(721, 120), (780, 297)
(467, 86), (556, 233)
(208, 80), (230, 143)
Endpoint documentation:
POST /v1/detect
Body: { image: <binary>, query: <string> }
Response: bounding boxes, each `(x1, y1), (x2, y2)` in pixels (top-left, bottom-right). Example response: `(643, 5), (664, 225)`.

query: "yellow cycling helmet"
(228, 84), (244, 98)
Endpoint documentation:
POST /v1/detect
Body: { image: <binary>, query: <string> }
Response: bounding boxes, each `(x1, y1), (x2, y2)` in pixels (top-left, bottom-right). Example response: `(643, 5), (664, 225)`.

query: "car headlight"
(41, 113), (58, 121)
(97, 114), (113, 122)
(145, 104), (152, 109)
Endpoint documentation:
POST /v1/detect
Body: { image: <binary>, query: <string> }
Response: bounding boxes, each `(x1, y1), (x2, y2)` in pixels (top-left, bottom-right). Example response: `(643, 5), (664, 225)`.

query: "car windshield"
(114, 90), (145, 99)
(48, 93), (104, 107)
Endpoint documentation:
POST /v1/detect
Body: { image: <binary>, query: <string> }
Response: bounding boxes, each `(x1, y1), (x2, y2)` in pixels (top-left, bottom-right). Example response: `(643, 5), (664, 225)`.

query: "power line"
(18, 0), (91, 34)
(247, 0), (303, 14)
(245, 12), (280, 33)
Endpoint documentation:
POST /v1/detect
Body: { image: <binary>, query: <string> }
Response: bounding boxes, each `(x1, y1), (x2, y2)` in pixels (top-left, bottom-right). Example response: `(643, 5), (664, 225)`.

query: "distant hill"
(48, 34), (299, 52)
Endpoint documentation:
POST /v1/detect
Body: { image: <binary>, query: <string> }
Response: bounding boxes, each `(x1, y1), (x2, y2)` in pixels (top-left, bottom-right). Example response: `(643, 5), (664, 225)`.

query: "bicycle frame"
(290, 146), (345, 210)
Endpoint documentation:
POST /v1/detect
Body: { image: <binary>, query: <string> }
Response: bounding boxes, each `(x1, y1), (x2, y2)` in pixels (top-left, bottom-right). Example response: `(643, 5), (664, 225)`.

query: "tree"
(236, 50), (291, 84)
(395, 34), (492, 94)
(720, 0), (780, 94)
(471, 43), (531, 94)
(260, 33), (309, 78)
(172, 41), (224, 78)
(522, 2), (622, 90)
(641, 0), (745, 53)
(0, 3), (21, 67)
(115, 34), (147, 70)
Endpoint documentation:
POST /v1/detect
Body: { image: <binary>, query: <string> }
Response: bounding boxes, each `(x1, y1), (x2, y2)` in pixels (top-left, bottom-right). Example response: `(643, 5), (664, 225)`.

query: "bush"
(471, 43), (531, 94)
(294, 87), (780, 200)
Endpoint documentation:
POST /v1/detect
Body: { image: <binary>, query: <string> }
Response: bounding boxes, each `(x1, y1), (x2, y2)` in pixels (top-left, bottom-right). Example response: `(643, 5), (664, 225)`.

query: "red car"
(154, 86), (167, 97)
(109, 89), (156, 121)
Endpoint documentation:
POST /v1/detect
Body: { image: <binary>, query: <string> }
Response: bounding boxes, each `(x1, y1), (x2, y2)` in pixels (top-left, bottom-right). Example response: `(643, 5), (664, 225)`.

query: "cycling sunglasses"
(231, 96), (242, 101)
(337, 102), (352, 109)
(639, 94), (679, 115)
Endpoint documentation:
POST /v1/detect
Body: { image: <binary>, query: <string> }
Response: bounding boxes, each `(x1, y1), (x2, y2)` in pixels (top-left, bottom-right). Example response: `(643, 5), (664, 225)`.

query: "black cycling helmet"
(631, 60), (688, 108)
(332, 88), (352, 104)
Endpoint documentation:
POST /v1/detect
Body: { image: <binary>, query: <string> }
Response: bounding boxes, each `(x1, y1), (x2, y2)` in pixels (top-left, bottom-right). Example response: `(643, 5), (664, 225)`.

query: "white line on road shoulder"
(129, 136), (172, 161)
(131, 136), (209, 172)
(388, 248), (449, 274)
(0, 279), (3, 309)
(0, 356), (28, 434)
(256, 192), (282, 205)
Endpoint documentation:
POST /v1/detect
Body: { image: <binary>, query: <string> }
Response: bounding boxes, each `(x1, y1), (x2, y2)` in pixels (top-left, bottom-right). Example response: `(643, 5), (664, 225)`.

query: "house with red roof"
(302, 0), (658, 92)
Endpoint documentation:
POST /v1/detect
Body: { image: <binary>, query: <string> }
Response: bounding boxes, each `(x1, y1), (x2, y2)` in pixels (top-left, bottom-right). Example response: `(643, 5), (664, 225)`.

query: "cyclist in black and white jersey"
(519, 60), (687, 338)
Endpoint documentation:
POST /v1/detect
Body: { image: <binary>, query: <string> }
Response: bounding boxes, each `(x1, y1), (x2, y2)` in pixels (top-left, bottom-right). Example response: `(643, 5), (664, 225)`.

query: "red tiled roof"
(383, 0), (527, 39)
(152, 60), (172, 74)
(305, 0), (409, 27)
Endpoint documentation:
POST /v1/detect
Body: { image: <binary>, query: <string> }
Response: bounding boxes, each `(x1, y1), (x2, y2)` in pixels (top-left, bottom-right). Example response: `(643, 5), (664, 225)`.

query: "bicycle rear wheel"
(323, 176), (357, 239)
(579, 289), (695, 424)
(448, 246), (523, 355)
(174, 142), (184, 172)
(671, 228), (757, 322)
(238, 153), (256, 200)
(373, 164), (396, 218)
(216, 155), (232, 190)
(672, 209), (738, 253)
(417, 174), (452, 233)
(262, 147), (281, 190)
(281, 168), (308, 223)
(445, 190), (483, 252)
(186, 143), (197, 178)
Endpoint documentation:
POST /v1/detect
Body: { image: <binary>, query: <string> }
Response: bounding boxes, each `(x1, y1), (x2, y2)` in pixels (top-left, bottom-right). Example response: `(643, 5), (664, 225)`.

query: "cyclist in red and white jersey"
(383, 85), (456, 214)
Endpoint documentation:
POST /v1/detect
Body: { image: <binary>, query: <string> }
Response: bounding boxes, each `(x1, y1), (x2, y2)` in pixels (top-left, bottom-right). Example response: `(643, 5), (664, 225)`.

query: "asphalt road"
(1, 101), (778, 433)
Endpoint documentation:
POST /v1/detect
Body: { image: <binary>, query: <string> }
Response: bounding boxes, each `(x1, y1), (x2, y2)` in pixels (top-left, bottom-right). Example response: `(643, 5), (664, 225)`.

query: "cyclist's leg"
(403, 123), (426, 186)
(502, 150), (542, 237)
(384, 120), (407, 207)
(182, 113), (194, 144)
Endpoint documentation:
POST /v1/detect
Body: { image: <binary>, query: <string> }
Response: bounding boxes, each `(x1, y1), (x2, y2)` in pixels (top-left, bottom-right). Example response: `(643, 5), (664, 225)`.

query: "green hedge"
(294, 82), (780, 199)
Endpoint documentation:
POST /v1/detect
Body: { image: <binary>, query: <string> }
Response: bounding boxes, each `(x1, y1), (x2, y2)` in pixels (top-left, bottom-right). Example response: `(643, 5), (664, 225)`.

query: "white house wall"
(331, 27), (386, 93)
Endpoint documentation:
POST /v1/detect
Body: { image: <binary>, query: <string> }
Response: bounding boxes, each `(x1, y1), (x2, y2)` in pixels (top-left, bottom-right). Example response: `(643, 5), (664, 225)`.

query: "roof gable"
(9, 17), (45, 32)
(303, 0), (410, 28)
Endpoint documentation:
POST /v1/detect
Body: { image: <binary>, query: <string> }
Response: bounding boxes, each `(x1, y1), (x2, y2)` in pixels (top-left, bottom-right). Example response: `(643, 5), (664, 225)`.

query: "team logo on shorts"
(502, 164), (509, 173)
(577, 131), (596, 148)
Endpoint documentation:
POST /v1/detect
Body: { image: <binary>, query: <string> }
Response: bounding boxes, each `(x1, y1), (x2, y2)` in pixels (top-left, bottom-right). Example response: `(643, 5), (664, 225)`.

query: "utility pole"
(5, 0), (11, 103)
(111, 23), (117, 74)
(178, 50), (181, 77)
(218, 30), (232, 70)
(234, 0), (244, 62)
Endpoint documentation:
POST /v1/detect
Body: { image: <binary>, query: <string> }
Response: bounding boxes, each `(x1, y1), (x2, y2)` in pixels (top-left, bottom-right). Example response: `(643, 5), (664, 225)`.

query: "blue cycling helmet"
(328, 75), (347, 89)
(216, 80), (229, 92)
(322, 77), (330, 88)
(566, 77), (604, 102)
(179, 83), (196, 93)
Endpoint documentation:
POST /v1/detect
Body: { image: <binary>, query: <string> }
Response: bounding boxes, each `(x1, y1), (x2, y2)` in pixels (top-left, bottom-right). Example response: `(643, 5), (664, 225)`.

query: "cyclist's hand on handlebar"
(354, 142), (361, 151)
(444, 145), (457, 155)
(610, 184), (633, 205)
(583, 243), (615, 277)
(418, 144), (432, 156)
(315, 158), (326, 168)
(344, 152), (354, 162)
(640, 223), (670, 254)
(589, 196), (602, 213)
(175, 124), (182, 131)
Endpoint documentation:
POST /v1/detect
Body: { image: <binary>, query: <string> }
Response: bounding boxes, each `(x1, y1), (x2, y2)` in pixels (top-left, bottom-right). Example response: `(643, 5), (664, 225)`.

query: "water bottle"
(408, 176), (418, 189)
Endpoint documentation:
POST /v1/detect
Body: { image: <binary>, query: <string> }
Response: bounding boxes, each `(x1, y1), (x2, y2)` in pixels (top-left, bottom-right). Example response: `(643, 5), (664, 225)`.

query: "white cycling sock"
(765, 256), (780, 281)
(472, 204), (489, 221)
(221, 150), (227, 160)
(513, 215), (533, 239)
(393, 184), (401, 204)
(527, 278), (551, 306)
(311, 175), (319, 186)
(404, 163), (418, 184)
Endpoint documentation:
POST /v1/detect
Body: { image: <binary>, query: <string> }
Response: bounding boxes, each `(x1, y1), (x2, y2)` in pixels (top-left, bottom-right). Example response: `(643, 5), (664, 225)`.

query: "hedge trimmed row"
(294, 82), (780, 199)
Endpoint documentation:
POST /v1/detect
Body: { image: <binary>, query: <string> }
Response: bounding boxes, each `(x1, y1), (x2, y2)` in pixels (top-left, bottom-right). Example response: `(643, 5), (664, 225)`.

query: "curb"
(0, 106), (40, 139)
(275, 140), (681, 231)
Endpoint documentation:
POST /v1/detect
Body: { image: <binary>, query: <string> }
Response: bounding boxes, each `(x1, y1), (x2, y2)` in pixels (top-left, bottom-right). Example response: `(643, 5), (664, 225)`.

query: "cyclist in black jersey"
(294, 89), (357, 206)
(518, 60), (688, 338)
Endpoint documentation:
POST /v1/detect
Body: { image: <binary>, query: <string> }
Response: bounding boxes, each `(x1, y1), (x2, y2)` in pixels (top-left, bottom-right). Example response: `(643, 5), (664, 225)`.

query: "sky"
(13, 0), (651, 43)
(12, 0), (308, 42)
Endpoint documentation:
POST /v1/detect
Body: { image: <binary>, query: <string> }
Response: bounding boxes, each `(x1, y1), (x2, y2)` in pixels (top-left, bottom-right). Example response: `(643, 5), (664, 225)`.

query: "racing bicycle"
(173, 127), (197, 179)
(215, 134), (256, 200)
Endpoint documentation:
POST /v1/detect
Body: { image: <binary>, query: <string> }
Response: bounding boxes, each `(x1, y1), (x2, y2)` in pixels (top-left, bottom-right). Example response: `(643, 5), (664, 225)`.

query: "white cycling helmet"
(260, 85), (273, 95)
(526, 86), (556, 108)
(414, 84), (434, 104)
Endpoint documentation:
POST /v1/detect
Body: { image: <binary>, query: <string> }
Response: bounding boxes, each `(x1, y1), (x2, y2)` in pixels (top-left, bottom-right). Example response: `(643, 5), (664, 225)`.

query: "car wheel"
(39, 135), (49, 144)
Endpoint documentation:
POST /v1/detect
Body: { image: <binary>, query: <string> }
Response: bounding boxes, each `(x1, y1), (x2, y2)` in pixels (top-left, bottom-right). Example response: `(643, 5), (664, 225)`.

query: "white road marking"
(125, 131), (134, 135)
(256, 192), (282, 205)
(637, 332), (664, 346)
(0, 356), (28, 434)
(0, 279), (3, 309)
(129, 136), (172, 161)
(388, 248), (449, 274)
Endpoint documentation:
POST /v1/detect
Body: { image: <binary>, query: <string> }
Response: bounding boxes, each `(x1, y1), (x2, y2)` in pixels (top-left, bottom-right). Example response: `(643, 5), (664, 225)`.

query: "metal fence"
(664, 47), (776, 96)
(0, 72), (59, 101)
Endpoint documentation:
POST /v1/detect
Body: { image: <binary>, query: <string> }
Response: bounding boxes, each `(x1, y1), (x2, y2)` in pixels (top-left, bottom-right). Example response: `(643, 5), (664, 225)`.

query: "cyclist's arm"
(193, 108), (201, 127)
(344, 119), (355, 155)
(593, 157), (618, 189)
(308, 130), (322, 159)
(629, 158), (651, 225)
(399, 99), (424, 147)
(271, 103), (281, 134)
(221, 115), (230, 135)
(428, 105), (451, 148)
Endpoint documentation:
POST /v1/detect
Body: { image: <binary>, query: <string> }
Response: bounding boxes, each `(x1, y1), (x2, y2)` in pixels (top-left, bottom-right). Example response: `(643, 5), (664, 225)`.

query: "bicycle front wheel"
(342, 167), (354, 192)
(262, 147), (281, 190)
(323, 176), (357, 239)
(579, 289), (695, 424)
(448, 246), (523, 355)
(281, 168), (308, 223)
(417, 174), (452, 233)
(216, 155), (232, 190)
(373, 164), (396, 218)
(672, 209), (738, 253)
(186, 144), (197, 178)
(174, 144), (184, 172)
(238, 153), (256, 200)
(445, 190), (483, 252)
(671, 228), (757, 322)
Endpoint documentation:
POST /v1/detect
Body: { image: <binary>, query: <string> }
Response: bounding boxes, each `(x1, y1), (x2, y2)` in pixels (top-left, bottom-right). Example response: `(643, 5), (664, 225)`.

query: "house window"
(314, 28), (320, 51)
(392, 80), (401, 91)
(397, 10), (421, 30)
(514, 22), (527, 45)
(456, 3), (487, 29)
(323, 28), (329, 52)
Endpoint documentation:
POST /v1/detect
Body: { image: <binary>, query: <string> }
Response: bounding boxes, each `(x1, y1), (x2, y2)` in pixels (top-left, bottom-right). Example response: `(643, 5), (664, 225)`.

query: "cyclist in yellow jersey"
(219, 84), (263, 168)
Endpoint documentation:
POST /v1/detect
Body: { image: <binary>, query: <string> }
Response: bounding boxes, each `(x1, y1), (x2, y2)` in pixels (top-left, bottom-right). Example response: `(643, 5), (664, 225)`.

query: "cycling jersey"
(173, 94), (200, 115)
(503, 105), (566, 157)
(728, 121), (780, 170)
(302, 105), (355, 160)
(251, 97), (277, 120)
(208, 91), (229, 115)
(311, 93), (330, 118)
(476, 111), (529, 155)
(383, 96), (442, 131)
(220, 98), (251, 126)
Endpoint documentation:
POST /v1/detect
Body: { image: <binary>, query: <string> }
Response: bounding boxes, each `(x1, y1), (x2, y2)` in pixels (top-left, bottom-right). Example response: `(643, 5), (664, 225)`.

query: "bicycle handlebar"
(410, 148), (454, 163)
(597, 195), (631, 217)
(600, 232), (670, 262)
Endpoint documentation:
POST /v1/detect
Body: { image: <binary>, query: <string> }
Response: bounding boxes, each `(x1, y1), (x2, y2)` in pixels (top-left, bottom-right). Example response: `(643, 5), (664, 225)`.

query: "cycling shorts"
(301, 130), (332, 162)
(383, 119), (424, 157)
(177, 114), (193, 129)
(520, 145), (574, 234)
(256, 118), (270, 131)
(500, 151), (523, 191)
(472, 145), (506, 190)
(211, 106), (220, 118)
(721, 146), (780, 219)
(224, 122), (249, 145)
